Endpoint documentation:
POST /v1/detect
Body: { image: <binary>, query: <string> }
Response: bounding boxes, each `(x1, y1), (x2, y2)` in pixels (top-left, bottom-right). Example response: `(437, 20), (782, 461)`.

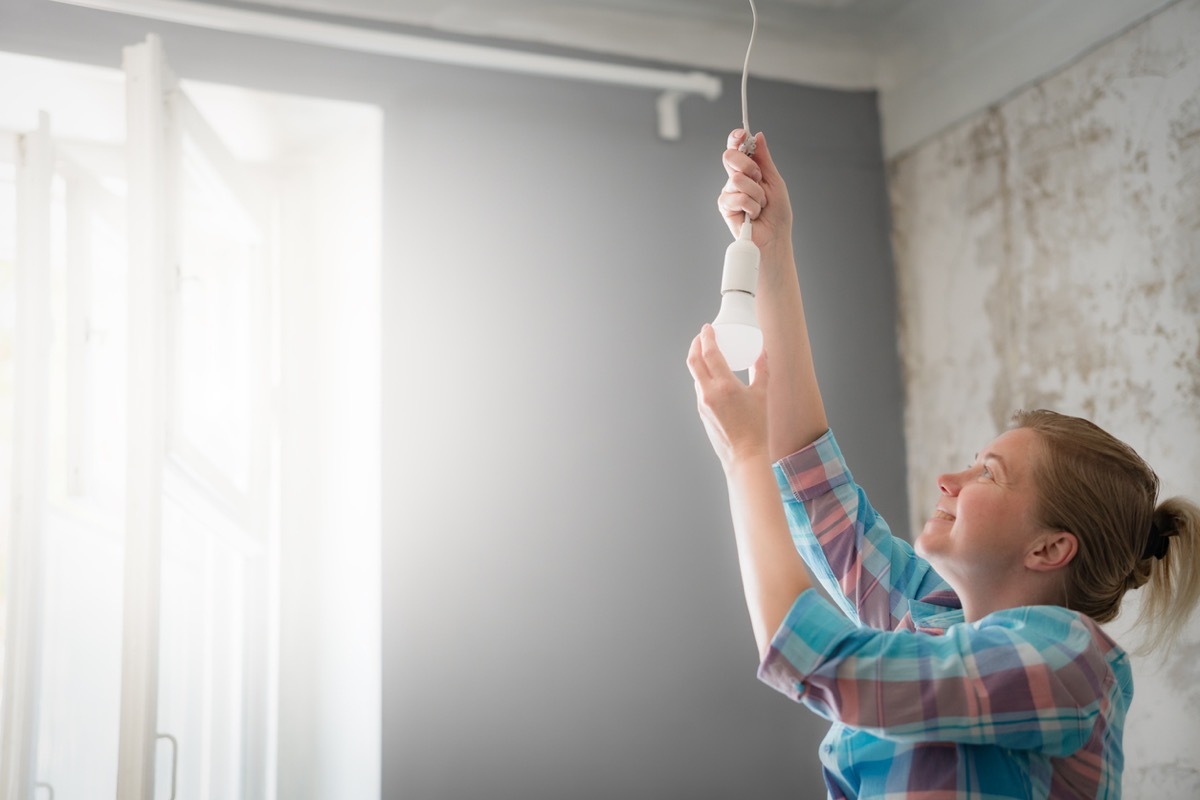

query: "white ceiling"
(214, 0), (1178, 154)
(238, 0), (903, 88)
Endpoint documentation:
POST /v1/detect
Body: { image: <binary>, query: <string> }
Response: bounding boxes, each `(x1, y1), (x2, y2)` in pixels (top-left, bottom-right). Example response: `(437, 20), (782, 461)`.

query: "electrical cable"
(740, 0), (758, 156)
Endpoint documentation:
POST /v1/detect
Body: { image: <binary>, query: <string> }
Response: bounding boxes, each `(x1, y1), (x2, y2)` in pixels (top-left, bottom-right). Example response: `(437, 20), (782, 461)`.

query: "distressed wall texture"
(888, 0), (1200, 795)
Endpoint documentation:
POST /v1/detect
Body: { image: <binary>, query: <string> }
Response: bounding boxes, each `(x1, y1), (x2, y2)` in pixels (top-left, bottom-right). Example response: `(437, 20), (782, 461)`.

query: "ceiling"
(210, 0), (1178, 154)
(237, 0), (906, 89)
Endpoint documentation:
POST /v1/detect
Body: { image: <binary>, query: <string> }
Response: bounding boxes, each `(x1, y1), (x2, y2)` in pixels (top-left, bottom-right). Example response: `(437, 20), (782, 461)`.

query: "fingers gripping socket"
(738, 133), (757, 157)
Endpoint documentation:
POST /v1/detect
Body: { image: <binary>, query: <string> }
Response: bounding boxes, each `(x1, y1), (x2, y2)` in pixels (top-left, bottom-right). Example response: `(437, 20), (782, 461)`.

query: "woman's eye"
(980, 465), (992, 479)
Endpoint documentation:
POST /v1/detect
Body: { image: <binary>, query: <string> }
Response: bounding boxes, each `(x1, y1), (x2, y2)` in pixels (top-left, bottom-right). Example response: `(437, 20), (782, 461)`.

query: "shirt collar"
(909, 591), (964, 635)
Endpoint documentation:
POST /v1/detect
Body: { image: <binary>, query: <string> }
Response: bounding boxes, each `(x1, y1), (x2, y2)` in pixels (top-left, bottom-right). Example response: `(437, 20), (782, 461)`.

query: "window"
(0, 39), (381, 799)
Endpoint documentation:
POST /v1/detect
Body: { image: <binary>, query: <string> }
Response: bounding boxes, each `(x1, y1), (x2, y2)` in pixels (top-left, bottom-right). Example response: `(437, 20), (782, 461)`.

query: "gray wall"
(0, 1), (905, 796)
(387, 72), (905, 800)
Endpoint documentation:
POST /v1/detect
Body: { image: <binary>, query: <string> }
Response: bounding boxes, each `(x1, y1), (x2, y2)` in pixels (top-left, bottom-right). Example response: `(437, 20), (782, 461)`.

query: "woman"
(687, 129), (1200, 798)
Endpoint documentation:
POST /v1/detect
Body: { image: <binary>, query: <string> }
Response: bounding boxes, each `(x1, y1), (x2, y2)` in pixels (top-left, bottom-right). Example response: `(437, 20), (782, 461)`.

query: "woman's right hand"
(687, 324), (770, 471)
(719, 130), (793, 262)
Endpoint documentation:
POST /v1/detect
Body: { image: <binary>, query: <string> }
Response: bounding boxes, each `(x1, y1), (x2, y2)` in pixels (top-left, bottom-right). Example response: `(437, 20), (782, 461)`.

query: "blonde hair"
(1011, 409), (1200, 654)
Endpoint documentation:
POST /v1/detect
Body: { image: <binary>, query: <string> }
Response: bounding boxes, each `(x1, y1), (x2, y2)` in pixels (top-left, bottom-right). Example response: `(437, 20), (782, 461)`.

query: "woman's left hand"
(687, 324), (770, 470)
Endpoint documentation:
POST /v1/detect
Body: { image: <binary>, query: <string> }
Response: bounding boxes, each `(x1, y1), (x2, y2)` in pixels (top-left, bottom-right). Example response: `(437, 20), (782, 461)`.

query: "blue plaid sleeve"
(759, 590), (1121, 756)
(773, 429), (957, 630)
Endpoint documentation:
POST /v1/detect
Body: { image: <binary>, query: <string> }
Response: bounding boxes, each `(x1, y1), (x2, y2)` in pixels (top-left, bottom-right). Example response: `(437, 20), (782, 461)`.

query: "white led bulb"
(712, 220), (762, 371)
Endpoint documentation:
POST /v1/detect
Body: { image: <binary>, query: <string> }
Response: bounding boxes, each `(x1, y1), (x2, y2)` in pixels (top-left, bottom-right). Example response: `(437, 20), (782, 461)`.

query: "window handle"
(156, 733), (179, 800)
(36, 783), (54, 800)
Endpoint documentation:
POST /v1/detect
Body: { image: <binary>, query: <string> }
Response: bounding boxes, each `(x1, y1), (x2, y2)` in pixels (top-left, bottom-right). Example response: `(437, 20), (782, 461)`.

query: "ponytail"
(1129, 497), (1200, 655)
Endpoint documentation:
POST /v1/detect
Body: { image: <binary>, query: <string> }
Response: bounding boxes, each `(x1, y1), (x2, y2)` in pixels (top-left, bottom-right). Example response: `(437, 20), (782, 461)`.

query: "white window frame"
(0, 112), (54, 800)
(114, 33), (173, 799)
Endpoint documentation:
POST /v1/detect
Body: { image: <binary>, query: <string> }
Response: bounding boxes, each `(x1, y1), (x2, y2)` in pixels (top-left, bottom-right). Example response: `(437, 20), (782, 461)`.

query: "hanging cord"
(738, 0), (758, 233)
(739, 0), (758, 156)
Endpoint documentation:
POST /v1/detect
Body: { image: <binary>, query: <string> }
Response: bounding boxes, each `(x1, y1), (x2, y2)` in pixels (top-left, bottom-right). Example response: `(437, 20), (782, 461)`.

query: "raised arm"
(719, 130), (827, 460)
(687, 325), (812, 659)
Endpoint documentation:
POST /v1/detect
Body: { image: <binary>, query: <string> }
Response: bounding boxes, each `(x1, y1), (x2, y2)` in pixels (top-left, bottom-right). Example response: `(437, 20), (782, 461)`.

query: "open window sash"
(167, 79), (272, 527)
(119, 34), (274, 800)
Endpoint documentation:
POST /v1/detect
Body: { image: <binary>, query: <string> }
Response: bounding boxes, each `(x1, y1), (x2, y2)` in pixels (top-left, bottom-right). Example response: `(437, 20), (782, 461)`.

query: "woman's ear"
(1026, 530), (1078, 572)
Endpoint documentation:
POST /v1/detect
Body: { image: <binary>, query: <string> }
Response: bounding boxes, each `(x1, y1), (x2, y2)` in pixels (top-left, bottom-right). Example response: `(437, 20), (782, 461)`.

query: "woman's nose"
(937, 471), (961, 496)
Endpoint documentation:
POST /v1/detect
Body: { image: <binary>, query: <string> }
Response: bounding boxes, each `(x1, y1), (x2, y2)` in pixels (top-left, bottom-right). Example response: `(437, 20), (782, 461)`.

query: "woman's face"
(915, 427), (1053, 587)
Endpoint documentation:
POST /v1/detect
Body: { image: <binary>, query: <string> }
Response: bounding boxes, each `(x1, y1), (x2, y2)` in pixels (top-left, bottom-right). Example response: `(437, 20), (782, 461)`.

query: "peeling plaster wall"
(888, 0), (1200, 794)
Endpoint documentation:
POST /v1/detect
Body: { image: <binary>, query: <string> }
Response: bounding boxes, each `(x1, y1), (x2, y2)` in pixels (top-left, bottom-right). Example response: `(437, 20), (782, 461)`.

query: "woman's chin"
(914, 529), (943, 562)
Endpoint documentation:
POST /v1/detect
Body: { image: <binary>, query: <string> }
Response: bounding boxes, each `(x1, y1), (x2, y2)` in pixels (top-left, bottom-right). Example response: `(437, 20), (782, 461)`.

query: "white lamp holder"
(711, 220), (762, 370)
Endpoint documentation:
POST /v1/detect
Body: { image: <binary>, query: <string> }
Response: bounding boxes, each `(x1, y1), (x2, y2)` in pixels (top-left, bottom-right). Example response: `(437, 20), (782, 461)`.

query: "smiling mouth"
(932, 509), (956, 522)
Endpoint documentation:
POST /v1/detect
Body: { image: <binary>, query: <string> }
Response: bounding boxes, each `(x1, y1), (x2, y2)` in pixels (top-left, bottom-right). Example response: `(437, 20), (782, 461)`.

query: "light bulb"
(712, 220), (762, 371)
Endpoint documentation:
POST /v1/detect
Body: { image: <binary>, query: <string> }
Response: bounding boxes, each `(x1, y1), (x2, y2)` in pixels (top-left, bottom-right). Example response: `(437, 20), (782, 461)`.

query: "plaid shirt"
(759, 430), (1132, 799)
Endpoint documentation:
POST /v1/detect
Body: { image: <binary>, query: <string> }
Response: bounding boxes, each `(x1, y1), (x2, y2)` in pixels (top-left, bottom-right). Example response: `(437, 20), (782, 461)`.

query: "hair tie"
(1142, 517), (1175, 561)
